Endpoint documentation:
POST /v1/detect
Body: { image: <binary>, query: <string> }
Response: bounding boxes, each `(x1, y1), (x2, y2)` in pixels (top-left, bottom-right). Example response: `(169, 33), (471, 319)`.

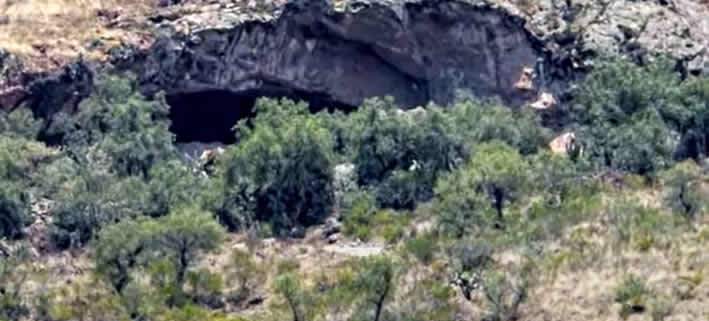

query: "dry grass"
(0, 0), (158, 71)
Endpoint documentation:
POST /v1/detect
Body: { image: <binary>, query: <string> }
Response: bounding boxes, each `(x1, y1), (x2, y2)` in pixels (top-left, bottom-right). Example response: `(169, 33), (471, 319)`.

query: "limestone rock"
(322, 217), (342, 238)
(139, 0), (541, 108)
(4, 0), (709, 116)
(529, 92), (556, 110)
(549, 132), (576, 154)
(514, 66), (535, 91)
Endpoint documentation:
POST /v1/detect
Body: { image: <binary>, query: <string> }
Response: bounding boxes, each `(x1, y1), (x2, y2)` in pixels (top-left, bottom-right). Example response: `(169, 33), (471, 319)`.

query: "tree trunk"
(493, 187), (505, 229)
(374, 284), (390, 321)
(176, 247), (189, 288)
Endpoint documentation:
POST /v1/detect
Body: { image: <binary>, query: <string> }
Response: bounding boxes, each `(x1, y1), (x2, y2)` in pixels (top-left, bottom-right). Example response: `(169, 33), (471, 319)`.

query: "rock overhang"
(139, 0), (544, 111)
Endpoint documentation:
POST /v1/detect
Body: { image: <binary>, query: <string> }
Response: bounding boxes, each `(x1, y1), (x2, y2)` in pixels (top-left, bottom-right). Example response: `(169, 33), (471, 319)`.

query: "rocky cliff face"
(2, 0), (709, 118)
(139, 0), (542, 108)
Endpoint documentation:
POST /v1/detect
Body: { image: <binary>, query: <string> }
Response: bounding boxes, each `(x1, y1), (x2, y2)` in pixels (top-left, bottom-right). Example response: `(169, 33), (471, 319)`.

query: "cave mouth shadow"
(166, 89), (356, 144)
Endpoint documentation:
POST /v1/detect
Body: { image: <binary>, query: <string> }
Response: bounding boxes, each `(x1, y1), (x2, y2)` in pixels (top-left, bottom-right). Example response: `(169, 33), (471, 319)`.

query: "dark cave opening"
(166, 88), (356, 144)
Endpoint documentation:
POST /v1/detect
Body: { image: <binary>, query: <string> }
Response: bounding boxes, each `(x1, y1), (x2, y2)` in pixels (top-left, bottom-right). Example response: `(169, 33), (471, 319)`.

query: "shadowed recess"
(166, 88), (355, 144)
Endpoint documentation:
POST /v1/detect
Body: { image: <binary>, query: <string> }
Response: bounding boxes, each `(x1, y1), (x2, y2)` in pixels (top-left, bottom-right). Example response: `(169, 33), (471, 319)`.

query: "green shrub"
(615, 274), (649, 316)
(272, 272), (312, 321)
(447, 96), (549, 155)
(333, 98), (468, 209)
(0, 187), (29, 240)
(569, 57), (709, 174)
(49, 172), (146, 249)
(0, 246), (31, 321)
(447, 239), (493, 300)
(226, 249), (265, 304)
(404, 234), (438, 265)
(144, 159), (207, 218)
(373, 210), (409, 244)
(94, 216), (154, 293)
(152, 207), (225, 289)
(0, 107), (44, 140)
(650, 296), (673, 321)
(660, 160), (707, 221)
(435, 141), (529, 236)
(46, 72), (175, 178)
(186, 269), (224, 308)
(221, 98), (334, 235)
(480, 269), (529, 321)
(607, 200), (680, 252)
(342, 192), (378, 240)
(350, 256), (396, 321)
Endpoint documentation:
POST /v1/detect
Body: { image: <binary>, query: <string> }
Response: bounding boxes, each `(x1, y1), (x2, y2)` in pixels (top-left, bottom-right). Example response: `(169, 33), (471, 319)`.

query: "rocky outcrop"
(139, 0), (543, 108)
(0, 49), (93, 116)
(2, 0), (709, 118)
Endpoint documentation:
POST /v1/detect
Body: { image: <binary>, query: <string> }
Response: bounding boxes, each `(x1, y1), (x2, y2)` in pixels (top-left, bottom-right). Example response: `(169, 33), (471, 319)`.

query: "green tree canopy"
(436, 141), (529, 233)
(46, 72), (175, 178)
(94, 216), (155, 293)
(151, 207), (225, 287)
(221, 98), (334, 235)
(660, 160), (708, 221)
(569, 57), (709, 174)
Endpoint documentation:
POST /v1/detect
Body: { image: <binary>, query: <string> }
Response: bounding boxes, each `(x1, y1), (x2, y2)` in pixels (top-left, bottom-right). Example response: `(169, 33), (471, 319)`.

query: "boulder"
(549, 132), (576, 154)
(322, 217), (342, 238)
(529, 92), (556, 110)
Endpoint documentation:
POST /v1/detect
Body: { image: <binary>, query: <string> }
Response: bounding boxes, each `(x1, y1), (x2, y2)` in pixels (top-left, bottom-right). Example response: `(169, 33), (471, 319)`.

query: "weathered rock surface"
(2, 0), (709, 117)
(139, 0), (541, 108)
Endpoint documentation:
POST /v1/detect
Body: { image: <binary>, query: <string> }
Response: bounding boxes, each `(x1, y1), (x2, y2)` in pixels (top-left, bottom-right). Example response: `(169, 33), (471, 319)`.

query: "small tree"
(351, 256), (396, 321)
(448, 97), (549, 155)
(569, 57), (681, 174)
(152, 207), (224, 289)
(0, 135), (55, 239)
(660, 160), (707, 221)
(480, 269), (529, 321)
(144, 159), (207, 218)
(273, 272), (308, 321)
(0, 108), (44, 140)
(340, 98), (467, 209)
(222, 98), (334, 235)
(226, 249), (265, 303)
(436, 141), (528, 232)
(466, 141), (529, 227)
(49, 166), (146, 249)
(94, 217), (154, 294)
(434, 168), (490, 238)
(0, 186), (29, 240)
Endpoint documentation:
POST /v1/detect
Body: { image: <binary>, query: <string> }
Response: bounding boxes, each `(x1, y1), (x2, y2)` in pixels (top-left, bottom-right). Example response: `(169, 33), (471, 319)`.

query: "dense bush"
(46, 73), (175, 178)
(0, 187), (29, 240)
(0, 135), (56, 239)
(445, 96), (549, 155)
(0, 108), (44, 140)
(221, 98), (335, 235)
(329, 98), (467, 208)
(325, 96), (547, 210)
(48, 164), (146, 249)
(435, 141), (529, 235)
(570, 57), (709, 174)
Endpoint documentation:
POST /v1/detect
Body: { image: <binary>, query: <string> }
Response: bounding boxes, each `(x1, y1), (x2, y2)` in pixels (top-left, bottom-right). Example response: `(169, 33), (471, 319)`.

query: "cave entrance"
(167, 90), (250, 144)
(166, 88), (355, 144)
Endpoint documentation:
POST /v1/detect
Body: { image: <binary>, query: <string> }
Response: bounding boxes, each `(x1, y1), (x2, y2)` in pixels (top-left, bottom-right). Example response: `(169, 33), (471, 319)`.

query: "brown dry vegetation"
(0, 0), (157, 71)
